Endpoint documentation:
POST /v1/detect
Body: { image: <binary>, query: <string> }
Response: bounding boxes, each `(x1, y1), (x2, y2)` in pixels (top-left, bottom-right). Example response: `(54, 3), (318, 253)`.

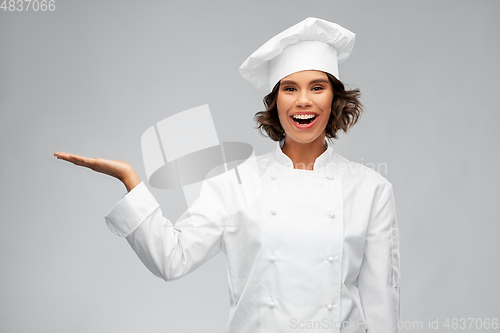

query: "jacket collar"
(272, 137), (336, 172)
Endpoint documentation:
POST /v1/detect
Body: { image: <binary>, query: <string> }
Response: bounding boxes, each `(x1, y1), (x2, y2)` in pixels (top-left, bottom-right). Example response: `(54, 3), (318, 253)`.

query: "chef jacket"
(104, 138), (401, 333)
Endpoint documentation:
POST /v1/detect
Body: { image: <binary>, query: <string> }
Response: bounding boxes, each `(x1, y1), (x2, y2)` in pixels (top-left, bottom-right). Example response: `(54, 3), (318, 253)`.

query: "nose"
(295, 90), (312, 107)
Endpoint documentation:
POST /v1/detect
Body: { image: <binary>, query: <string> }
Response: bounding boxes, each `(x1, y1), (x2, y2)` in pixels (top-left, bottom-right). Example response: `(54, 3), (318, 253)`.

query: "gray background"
(1, 0), (499, 332)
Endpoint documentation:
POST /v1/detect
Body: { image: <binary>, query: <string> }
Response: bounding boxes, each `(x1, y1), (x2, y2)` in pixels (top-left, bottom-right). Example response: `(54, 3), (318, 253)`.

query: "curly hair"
(253, 72), (363, 142)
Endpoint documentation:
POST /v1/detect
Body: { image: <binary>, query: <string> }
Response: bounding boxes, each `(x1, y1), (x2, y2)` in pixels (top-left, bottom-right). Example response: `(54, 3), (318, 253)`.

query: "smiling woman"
(255, 70), (363, 142)
(55, 16), (400, 333)
(279, 71), (333, 135)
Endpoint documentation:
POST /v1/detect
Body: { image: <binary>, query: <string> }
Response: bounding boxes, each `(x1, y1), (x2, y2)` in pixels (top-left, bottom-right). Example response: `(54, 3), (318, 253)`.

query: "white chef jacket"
(104, 138), (401, 333)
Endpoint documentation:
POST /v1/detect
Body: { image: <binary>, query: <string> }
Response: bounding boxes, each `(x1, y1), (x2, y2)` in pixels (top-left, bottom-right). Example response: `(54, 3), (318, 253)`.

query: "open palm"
(54, 152), (140, 191)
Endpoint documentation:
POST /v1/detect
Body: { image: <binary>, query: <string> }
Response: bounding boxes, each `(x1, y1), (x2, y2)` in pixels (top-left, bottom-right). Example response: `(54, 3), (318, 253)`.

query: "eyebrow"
(280, 78), (330, 86)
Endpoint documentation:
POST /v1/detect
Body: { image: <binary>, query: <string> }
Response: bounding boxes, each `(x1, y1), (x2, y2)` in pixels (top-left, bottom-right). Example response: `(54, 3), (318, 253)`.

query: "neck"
(282, 134), (327, 170)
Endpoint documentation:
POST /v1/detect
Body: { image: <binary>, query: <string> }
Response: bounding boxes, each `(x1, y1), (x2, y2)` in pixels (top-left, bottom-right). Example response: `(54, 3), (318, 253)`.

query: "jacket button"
(271, 174), (277, 180)
(268, 301), (275, 308)
(327, 175), (333, 180)
(327, 256), (334, 263)
(327, 212), (335, 218)
(326, 304), (333, 310)
(270, 255), (276, 262)
(271, 209), (276, 215)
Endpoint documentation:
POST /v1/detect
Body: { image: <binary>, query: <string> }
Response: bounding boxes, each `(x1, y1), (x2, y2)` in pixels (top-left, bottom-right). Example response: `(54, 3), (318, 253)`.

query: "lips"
(289, 113), (319, 129)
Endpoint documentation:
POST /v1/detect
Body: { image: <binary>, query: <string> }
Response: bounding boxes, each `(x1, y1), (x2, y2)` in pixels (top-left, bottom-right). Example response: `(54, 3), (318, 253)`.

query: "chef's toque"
(239, 17), (355, 91)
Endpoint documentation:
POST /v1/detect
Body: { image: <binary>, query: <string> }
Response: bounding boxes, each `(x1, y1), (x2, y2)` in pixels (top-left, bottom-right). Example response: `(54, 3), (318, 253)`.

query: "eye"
(283, 86), (296, 92)
(312, 86), (324, 91)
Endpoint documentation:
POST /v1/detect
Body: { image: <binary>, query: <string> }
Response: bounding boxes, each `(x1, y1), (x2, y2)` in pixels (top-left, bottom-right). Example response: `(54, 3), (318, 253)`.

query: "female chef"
(55, 17), (400, 333)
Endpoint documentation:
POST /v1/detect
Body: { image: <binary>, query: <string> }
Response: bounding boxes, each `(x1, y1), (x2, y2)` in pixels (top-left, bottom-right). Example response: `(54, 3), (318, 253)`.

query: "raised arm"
(104, 174), (229, 281)
(54, 151), (228, 281)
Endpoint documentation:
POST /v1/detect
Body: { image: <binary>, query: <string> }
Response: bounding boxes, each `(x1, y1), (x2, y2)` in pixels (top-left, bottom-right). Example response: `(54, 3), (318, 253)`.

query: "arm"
(104, 174), (229, 281)
(358, 182), (401, 332)
(53, 151), (230, 281)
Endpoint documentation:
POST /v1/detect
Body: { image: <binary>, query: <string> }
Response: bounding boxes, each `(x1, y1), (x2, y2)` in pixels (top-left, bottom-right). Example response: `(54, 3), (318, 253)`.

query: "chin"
(287, 133), (321, 144)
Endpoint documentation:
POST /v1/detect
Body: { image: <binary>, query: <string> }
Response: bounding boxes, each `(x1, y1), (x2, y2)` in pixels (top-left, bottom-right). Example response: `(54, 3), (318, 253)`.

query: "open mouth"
(291, 114), (317, 125)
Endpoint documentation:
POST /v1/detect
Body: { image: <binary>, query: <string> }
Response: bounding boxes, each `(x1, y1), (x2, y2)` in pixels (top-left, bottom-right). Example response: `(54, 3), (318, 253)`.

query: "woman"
(55, 17), (400, 333)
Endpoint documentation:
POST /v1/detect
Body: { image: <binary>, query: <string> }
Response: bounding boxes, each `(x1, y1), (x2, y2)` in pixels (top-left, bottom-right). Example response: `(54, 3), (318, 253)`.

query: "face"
(276, 70), (333, 146)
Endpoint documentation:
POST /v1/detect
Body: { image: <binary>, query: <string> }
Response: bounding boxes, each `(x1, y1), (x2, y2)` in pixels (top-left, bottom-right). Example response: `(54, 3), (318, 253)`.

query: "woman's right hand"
(53, 152), (141, 192)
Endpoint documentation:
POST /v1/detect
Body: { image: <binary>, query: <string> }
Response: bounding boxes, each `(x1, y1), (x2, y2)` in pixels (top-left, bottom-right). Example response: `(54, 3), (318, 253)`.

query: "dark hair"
(253, 72), (364, 142)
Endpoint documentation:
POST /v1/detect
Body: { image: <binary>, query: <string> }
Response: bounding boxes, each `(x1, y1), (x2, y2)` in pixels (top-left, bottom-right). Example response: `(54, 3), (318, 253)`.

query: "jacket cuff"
(104, 181), (160, 237)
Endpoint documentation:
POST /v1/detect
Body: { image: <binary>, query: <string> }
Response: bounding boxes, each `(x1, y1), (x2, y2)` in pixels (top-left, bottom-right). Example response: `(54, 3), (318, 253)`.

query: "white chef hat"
(239, 17), (355, 91)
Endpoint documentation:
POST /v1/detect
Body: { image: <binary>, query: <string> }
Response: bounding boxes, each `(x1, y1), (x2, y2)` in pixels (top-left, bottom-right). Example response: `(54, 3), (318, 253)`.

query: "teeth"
(292, 114), (316, 119)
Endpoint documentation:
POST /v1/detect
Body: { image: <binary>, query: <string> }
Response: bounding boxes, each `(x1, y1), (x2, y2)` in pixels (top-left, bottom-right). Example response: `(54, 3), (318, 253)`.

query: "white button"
(326, 304), (333, 310)
(327, 256), (334, 263)
(327, 175), (333, 180)
(327, 212), (335, 218)
(271, 174), (277, 180)
(271, 209), (276, 215)
(270, 256), (276, 262)
(268, 301), (275, 308)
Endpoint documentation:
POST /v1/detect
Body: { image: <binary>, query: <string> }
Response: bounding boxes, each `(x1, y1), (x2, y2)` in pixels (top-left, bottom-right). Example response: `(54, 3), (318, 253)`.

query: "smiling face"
(276, 70), (334, 146)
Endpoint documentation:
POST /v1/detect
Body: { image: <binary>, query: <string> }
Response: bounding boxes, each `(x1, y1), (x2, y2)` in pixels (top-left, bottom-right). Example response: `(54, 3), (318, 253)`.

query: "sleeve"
(357, 182), (401, 332)
(103, 174), (230, 282)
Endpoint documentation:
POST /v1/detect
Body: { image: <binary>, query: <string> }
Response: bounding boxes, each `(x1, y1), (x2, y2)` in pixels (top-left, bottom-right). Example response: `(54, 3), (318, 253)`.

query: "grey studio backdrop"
(1, 1), (499, 332)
